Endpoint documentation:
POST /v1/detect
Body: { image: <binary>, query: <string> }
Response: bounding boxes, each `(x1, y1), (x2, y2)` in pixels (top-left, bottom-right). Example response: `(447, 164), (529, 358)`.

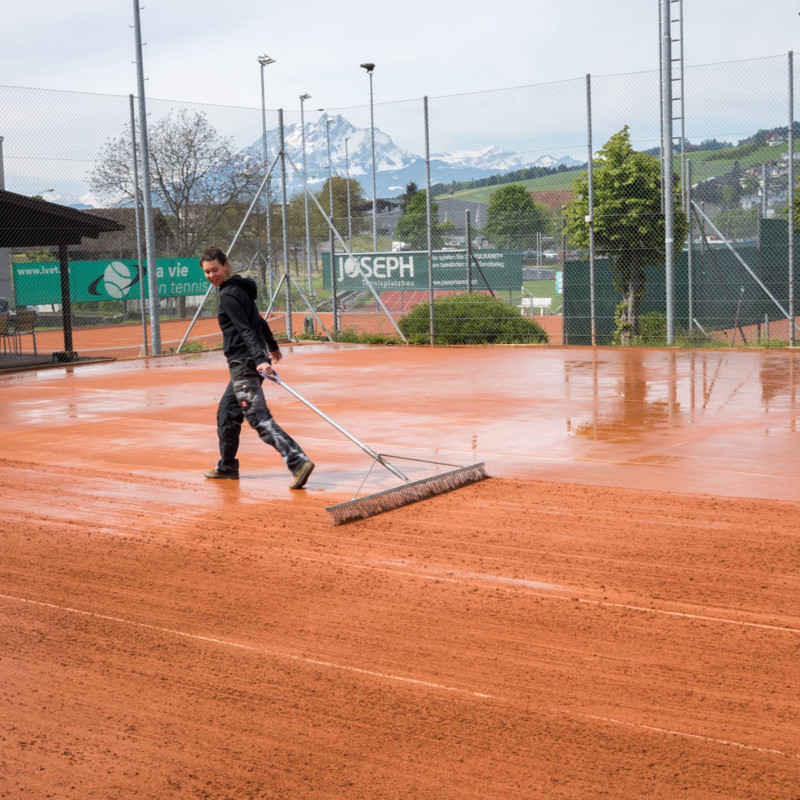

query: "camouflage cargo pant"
(215, 358), (308, 475)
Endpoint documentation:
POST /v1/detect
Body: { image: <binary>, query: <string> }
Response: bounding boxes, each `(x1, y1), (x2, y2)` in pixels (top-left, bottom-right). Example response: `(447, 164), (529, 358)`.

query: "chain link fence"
(0, 54), (797, 363)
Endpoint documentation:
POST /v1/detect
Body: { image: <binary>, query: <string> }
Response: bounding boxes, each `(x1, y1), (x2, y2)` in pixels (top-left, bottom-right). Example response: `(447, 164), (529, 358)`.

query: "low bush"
(398, 293), (548, 345)
(635, 311), (668, 345)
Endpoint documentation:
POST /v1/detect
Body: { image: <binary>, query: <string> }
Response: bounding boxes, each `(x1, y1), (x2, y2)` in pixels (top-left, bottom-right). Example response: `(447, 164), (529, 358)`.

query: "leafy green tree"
(398, 181), (419, 211)
(482, 184), (551, 249)
(394, 190), (443, 250)
(712, 206), (759, 240)
(741, 175), (760, 195)
(692, 178), (724, 206)
(439, 218), (455, 237)
(791, 177), (800, 232)
(304, 175), (366, 245)
(565, 126), (688, 344)
(719, 184), (742, 210)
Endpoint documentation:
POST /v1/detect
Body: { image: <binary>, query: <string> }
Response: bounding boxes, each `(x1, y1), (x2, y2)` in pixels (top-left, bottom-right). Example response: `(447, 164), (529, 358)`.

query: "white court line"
(570, 712), (800, 760)
(2, 591), (797, 760)
(574, 598), (800, 634)
(331, 557), (800, 635)
(0, 593), (492, 700)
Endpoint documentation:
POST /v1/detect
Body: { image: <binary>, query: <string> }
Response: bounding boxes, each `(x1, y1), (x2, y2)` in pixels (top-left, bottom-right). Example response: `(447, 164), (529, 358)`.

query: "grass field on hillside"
(451, 170), (579, 203)
(447, 137), (797, 204)
(681, 138), (797, 182)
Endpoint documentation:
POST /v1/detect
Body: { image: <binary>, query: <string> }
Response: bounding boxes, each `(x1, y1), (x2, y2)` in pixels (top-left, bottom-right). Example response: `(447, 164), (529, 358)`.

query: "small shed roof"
(0, 189), (124, 248)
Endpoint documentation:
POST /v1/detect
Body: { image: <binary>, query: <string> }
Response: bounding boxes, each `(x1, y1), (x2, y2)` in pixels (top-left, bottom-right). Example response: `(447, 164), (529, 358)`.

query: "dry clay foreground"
(1, 343), (799, 798)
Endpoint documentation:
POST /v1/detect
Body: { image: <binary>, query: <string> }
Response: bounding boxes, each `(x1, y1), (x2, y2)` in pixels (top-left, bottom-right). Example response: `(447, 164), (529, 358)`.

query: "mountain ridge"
(246, 114), (583, 199)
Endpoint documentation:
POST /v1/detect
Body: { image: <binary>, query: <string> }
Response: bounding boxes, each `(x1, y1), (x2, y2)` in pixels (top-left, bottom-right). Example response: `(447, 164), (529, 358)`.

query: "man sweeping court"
(200, 244), (314, 489)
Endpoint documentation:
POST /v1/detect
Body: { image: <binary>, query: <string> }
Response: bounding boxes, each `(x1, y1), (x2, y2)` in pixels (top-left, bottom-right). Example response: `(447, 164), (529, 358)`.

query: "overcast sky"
(2, 0), (799, 111)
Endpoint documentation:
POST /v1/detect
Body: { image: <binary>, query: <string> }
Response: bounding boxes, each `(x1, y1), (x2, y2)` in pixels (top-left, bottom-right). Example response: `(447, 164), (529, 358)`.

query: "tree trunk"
(618, 257), (645, 345)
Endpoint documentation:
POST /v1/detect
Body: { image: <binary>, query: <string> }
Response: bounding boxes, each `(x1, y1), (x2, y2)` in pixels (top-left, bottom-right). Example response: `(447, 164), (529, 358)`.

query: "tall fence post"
(424, 96), (434, 345)
(128, 94), (147, 357)
(465, 211), (473, 293)
(686, 159), (693, 333)
(132, 0), (161, 355)
(278, 109), (292, 340)
(561, 205), (567, 345)
(586, 73), (596, 346)
(325, 119), (338, 333)
(789, 51), (795, 347)
(661, 0), (676, 346)
(0, 137), (12, 310)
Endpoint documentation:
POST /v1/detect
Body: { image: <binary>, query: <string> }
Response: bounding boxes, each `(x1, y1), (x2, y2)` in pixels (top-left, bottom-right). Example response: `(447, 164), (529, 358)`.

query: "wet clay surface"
(1, 345), (799, 798)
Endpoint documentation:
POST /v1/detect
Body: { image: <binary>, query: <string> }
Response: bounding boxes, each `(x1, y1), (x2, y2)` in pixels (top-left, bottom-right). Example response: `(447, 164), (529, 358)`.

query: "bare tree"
(90, 109), (262, 258)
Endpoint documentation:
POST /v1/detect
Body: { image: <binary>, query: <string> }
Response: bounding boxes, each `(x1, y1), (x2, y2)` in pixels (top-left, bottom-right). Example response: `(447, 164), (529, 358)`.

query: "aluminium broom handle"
(262, 371), (409, 483)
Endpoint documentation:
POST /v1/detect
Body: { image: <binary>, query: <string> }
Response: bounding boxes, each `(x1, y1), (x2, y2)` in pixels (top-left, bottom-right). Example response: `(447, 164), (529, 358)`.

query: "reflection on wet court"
(0, 344), (797, 502)
(511, 348), (799, 501)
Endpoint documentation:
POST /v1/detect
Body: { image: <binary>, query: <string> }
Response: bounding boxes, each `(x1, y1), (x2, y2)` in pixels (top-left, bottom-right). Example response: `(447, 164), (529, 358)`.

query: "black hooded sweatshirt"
(217, 274), (278, 366)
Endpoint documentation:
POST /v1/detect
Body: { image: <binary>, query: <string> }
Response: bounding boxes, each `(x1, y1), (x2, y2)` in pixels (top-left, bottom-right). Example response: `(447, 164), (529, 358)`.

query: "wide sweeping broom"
(262, 371), (488, 524)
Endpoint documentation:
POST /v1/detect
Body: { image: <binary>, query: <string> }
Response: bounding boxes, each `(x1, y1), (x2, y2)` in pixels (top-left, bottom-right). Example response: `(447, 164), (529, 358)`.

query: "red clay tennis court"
(1, 343), (799, 798)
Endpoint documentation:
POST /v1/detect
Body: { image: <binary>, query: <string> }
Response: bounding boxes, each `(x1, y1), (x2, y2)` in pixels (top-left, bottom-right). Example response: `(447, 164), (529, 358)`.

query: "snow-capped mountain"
(23, 115), (584, 209)
(249, 114), (583, 199)
(431, 145), (528, 171)
(248, 114), (418, 193)
(431, 146), (581, 173)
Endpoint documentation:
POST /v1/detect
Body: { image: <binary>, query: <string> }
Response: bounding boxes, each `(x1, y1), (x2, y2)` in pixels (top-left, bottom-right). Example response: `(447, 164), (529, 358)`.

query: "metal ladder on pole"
(659, 0), (686, 209)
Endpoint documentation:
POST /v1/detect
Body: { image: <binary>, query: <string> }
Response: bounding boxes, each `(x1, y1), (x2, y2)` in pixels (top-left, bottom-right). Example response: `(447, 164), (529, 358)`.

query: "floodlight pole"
(345, 136), (353, 250)
(300, 93), (312, 295)
(361, 62), (378, 251)
(132, 0), (161, 354)
(278, 109), (292, 339)
(660, 0), (676, 345)
(258, 53), (276, 294)
(128, 94), (147, 356)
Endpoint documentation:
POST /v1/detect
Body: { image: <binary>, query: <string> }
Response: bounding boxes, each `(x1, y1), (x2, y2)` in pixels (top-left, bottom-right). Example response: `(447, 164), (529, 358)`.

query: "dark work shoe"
(204, 467), (239, 480)
(289, 460), (314, 490)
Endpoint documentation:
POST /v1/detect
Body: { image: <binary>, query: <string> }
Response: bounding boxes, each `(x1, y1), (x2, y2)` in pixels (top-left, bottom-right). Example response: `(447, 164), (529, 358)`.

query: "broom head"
(326, 462), (488, 525)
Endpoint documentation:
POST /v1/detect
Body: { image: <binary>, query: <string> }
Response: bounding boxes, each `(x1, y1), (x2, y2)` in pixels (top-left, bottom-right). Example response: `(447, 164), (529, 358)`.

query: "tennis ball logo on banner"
(103, 261), (133, 298)
(337, 254), (415, 283)
(342, 257), (362, 279)
(88, 261), (142, 299)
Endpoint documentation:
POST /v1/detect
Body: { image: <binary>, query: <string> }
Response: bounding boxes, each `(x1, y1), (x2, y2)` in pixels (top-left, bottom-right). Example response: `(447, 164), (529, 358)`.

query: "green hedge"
(399, 293), (548, 345)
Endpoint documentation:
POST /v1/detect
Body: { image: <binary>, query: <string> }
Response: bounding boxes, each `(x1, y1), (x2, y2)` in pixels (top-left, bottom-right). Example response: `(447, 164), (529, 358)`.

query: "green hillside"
(450, 169), (580, 203)
(681, 138), (797, 182)
(447, 136), (798, 203)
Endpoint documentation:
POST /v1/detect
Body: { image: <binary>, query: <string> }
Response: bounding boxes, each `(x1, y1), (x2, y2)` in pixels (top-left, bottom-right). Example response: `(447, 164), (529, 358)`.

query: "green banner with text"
(13, 258), (207, 305)
(321, 249), (521, 292)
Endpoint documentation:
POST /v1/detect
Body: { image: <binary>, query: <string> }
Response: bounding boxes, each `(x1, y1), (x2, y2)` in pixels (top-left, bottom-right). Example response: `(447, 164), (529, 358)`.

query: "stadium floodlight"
(360, 62), (378, 250)
(257, 53), (276, 285)
(300, 93), (312, 294)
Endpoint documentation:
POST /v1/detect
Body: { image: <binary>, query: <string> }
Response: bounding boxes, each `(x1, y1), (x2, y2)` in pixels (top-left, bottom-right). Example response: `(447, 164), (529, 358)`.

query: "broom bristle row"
(326, 463), (488, 525)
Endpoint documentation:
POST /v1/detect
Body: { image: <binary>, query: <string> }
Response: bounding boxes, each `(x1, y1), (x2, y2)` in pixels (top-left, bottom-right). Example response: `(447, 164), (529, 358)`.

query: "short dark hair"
(199, 244), (227, 266)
